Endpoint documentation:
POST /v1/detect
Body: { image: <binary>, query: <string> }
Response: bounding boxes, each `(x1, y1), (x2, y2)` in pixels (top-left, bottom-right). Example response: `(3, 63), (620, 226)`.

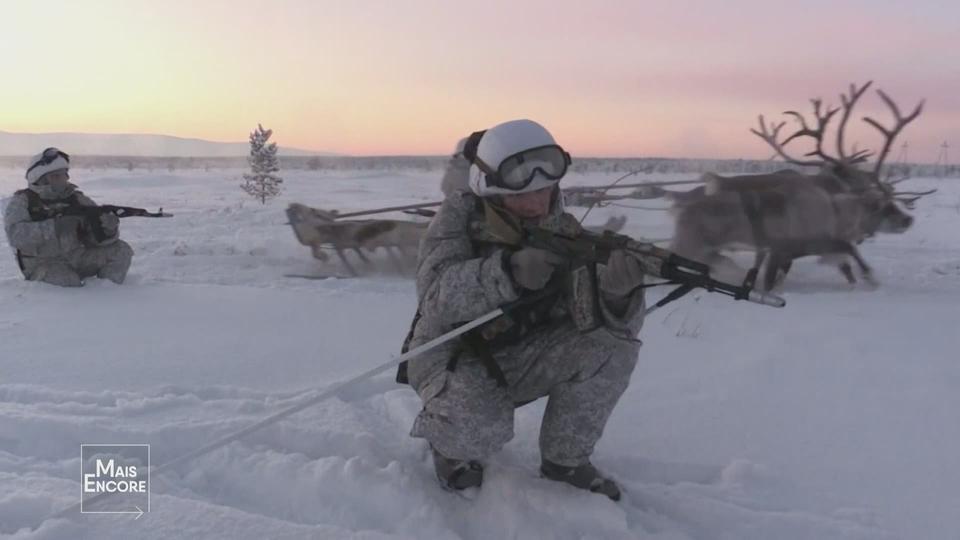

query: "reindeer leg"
(763, 245), (797, 291)
(335, 247), (359, 276)
(762, 250), (783, 291)
(310, 245), (329, 262)
(395, 244), (409, 262)
(397, 244), (419, 269)
(818, 239), (873, 286)
(352, 247), (373, 265)
(780, 259), (793, 278)
(837, 261), (856, 284)
(766, 253), (793, 289)
(393, 244), (408, 267)
(797, 238), (858, 286)
(744, 248), (766, 290)
(385, 246), (405, 273)
(841, 242), (877, 286)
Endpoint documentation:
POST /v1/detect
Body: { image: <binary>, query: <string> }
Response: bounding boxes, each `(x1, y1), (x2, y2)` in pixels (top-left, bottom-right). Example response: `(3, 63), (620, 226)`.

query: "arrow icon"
(79, 506), (145, 518)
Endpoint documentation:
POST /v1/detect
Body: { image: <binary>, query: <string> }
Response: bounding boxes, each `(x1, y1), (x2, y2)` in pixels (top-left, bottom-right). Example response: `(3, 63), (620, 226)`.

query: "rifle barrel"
(747, 290), (787, 308)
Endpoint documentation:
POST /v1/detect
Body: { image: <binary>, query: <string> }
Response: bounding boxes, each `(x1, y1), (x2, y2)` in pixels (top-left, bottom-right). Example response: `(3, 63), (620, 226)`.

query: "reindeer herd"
(287, 82), (934, 290)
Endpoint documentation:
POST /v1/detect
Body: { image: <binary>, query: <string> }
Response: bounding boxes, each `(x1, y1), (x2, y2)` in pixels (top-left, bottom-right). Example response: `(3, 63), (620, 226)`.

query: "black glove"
(508, 248), (565, 290)
(99, 212), (119, 237)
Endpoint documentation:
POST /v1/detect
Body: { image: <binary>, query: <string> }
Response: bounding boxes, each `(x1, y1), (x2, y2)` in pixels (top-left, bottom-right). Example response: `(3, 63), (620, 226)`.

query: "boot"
(540, 459), (621, 501)
(432, 447), (483, 491)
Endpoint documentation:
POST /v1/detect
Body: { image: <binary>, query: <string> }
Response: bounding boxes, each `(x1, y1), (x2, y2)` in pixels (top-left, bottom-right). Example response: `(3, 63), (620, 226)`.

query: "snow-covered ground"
(1, 166), (958, 540)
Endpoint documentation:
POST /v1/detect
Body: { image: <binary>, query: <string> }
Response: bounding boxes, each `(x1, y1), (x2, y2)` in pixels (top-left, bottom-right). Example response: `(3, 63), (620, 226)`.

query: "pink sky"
(0, 0), (956, 161)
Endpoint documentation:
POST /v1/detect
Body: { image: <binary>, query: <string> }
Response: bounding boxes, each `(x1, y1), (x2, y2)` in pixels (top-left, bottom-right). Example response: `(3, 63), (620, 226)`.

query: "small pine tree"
(241, 124), (283, 204)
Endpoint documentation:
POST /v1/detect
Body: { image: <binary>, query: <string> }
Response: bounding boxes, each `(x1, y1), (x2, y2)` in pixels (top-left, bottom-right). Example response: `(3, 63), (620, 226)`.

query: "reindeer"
(286, 203), (427, 275)
(669, 82), (928, 290)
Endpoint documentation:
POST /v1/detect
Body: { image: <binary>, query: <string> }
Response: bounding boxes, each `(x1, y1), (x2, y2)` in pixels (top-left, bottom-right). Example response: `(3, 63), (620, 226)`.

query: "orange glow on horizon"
(1, 1), (956, 160)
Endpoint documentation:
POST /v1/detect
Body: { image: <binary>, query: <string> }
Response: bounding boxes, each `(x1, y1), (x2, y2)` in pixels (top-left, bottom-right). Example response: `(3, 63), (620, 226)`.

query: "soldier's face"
(35, 170), (70, 195)
(500, 187), (553, 219)
(38, 170), (69, 186)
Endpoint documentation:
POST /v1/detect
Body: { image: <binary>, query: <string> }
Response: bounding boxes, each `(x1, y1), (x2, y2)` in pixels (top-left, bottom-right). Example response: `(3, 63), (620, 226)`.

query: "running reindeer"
(286, 203), (427, 276)
(668, 81), (933, 290)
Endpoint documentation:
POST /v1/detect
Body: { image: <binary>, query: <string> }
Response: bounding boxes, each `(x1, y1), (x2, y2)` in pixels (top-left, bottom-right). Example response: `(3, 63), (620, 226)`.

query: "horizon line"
(0, 154), (951, 166)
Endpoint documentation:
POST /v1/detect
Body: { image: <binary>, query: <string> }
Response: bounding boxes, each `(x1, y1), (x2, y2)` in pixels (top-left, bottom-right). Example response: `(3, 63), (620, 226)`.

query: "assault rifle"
(521, 225), (785, 318)
(49, 204), (173, 243)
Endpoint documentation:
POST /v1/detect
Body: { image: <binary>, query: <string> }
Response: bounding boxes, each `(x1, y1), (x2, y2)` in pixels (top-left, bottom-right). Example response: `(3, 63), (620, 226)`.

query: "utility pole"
(935, 141), (949, 178)
(895, 141), (909, 164)
(890, 141), (910, 180)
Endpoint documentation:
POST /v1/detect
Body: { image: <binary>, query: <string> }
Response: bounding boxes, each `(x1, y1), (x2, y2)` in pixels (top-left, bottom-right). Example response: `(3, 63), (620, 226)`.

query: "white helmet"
(25, 147), (70, 185)
(465, 119), (570, 197)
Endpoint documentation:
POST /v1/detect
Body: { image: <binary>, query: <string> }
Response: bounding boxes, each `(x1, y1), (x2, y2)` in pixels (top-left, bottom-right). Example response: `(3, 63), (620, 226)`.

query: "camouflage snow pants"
(410, 325), (640, 467)
(20, 240), (134, 287)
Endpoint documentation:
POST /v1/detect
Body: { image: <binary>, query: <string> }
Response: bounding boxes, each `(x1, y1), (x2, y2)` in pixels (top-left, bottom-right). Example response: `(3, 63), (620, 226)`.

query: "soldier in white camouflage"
(401, 120), (647, 500)
(4, 148), (133, 287)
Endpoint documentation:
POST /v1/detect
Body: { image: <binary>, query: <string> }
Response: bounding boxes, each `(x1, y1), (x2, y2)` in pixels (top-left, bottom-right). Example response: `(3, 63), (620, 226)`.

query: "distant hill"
(0, 130), (337, 157)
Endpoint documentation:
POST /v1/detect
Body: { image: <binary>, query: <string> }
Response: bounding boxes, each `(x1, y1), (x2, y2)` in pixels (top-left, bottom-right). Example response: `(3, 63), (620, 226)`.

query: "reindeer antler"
(836, 81), (874, 164)
(750, 83), (924, 179)
(893, 188), (937, 209)
(750, 115), (822, 167)
(751, 97), (848, 167)
(893, 189), (938, 197)
(781, 98), (842, 166)
(863, 89), (925, 177)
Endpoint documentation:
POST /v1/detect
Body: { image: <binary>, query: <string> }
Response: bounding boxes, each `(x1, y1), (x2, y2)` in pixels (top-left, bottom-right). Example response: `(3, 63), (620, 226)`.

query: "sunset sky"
(1, 0), (957, 160)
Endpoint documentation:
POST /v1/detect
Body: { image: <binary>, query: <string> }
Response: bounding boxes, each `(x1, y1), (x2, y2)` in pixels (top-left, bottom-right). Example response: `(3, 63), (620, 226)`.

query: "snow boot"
(540, 459), (621, 501)
(432, 448), (483, 491)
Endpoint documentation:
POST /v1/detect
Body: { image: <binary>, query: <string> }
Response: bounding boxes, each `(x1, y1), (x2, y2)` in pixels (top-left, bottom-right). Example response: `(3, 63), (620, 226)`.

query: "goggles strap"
(26, 148), (70, 178)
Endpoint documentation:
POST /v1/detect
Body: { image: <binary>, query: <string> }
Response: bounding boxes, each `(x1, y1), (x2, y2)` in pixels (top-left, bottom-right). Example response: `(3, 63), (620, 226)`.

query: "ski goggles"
(471, 144), (571, 191)
(26, 147), (70, 176)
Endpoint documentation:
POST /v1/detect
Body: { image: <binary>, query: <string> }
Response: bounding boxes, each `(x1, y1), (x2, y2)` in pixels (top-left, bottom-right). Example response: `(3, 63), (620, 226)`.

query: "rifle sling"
(649, 283), (696, 311)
